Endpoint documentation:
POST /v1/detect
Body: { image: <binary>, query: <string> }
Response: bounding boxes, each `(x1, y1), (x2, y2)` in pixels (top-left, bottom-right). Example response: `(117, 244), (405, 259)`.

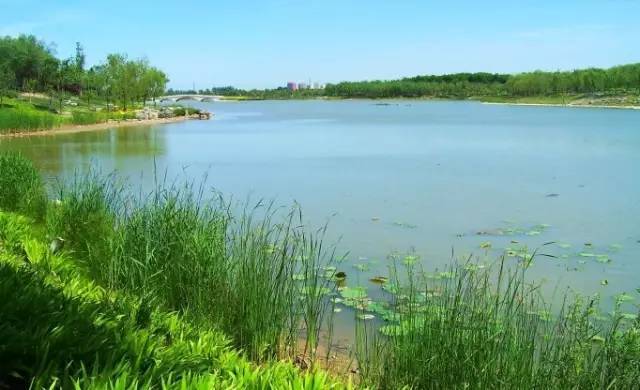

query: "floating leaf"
(334, 271), (347, 280)
(353, 263), (369, 272)
(556, 243), (572, 249)
(526, 230), (542, 236)
(579, 252), (596, 258)
(339, 286), (368, 300)
(608, 244), (622, 252)
(616, 293), (635, 303)
(621, 313), (638, 321)
(333, 308), (342, 313)
(479, 241), (492, 249)
(358, 314), (375, 320)
(371, 217), (380, 222)
(403, 255), (419, 266)
(595, 255), (611, 264)
(591, 335), (606, 343)
(369, 276), (389, 285)
(600, 279), (609, 286)
(382, 282), (400, 295)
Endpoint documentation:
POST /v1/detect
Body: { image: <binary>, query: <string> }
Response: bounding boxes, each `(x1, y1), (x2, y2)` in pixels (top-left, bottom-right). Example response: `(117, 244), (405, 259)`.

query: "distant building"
(298, 82), (308, 90)
(286, 81), (298, 91)
(312, 82), (322, 89)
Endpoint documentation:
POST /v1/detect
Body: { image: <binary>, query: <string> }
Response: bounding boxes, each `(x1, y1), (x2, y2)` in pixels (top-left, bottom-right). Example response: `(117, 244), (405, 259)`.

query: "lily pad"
(621, 313), (638, 321)
(334, 271), (347, 280)
(369, 276), (389, 285)
(479, 241), (492, 249)
(357, 314), (375, 320)
(339, 286), (368, 300)
(579, 252), (596, 258)
(608, 244), (622, 252)
(353, 263), (370, 272)
(403, 255), (419, 266)
(616, 293), (635, 303)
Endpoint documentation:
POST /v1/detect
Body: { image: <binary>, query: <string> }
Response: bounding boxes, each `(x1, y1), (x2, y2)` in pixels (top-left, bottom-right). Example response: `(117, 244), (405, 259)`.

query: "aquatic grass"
(46, 171), (338, 363)
(356, 253), (640, 389)
(46, 170), (122, 266)
(0, 152), (47, 219)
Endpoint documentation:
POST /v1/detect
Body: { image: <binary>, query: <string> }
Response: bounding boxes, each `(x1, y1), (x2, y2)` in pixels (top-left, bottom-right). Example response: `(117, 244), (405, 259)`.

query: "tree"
(0, 65), (16, 106)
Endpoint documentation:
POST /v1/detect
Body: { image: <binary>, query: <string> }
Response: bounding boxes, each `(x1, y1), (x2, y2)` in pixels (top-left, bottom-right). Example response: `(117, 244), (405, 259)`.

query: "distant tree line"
(0, 35), (168, 110)
(324, 64), (640, 99)
(167, 86), (324, 100)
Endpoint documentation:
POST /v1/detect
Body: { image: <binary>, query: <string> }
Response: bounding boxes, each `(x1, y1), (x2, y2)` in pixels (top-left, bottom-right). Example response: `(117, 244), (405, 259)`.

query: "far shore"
(0, 115), (195, 138)
(480, 101), (640, 110)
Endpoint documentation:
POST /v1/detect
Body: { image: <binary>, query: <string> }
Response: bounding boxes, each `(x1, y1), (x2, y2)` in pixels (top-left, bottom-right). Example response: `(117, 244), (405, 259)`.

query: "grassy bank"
(475, 92), (640, 107)
(0, 96), (201, 135)
(1, 153), (639, 389)
(0, 211), (348, 389)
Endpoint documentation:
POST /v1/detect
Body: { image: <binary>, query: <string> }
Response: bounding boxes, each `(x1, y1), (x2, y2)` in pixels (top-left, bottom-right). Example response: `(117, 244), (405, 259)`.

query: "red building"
(286, 81), (298, 91)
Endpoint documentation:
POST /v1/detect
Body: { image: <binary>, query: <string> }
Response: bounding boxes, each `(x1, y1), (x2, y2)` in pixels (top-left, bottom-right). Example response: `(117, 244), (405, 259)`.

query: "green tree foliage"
(0, 35), (58, 91)
(322, 65), (640, 99)
(505, 64), (640, 96)
(0, 35), (168, 110)
(0, 65), (16, 106)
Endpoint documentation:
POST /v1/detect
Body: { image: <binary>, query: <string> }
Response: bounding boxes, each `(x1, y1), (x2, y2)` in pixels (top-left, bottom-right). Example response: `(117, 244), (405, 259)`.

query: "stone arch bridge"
(159, 95), (223, 102)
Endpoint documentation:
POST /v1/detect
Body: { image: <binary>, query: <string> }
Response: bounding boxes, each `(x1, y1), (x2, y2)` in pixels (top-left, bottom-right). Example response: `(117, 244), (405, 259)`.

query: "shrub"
(71, 111), (100, 125)
(172, 106), (201, 116)
(0, 153), (46, 218)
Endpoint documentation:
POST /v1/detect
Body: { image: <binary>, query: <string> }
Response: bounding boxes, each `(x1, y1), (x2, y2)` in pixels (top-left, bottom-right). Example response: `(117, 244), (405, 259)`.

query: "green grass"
(0, 211), (350, 389)
(0, 104), (62, 133)
(475, 95), (572, 104)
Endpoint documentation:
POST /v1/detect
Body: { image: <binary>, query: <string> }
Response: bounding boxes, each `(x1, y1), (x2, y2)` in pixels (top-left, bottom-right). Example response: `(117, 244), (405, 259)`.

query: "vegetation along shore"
(1, 152), (639, 388)
(173, 63), (640, 108)
(0, 35), (204, 136)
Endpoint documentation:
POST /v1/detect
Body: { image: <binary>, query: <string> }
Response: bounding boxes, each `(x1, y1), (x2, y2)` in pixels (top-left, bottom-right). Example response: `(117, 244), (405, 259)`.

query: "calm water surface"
(2, 100), (639, 327)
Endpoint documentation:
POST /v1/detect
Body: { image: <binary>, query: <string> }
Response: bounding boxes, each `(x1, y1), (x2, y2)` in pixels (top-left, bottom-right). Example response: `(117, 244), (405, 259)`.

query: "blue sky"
(1, 0), (639, 89)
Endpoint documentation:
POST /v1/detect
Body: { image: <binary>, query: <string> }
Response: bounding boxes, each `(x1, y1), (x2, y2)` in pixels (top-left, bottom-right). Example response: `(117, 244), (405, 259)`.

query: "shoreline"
(0, 116), (194, 138)
(220, 95), (640, 110)
(480, 101), (640, 110)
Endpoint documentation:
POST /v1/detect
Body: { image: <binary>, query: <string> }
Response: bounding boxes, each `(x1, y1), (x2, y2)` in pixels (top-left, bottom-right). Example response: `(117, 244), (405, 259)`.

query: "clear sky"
(1, 0), (639, 89)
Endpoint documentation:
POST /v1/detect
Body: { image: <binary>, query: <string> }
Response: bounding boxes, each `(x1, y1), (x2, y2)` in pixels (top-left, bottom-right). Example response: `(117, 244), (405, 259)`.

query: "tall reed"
(356, 254), (640, 389)
(0, 153), (47, 219)
(46, 171), (338, 362)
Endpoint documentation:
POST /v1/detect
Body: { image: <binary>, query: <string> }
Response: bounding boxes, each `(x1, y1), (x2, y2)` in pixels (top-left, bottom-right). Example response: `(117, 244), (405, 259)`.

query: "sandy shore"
(0, 116), (194, 138)
(481, 101), (640, 110)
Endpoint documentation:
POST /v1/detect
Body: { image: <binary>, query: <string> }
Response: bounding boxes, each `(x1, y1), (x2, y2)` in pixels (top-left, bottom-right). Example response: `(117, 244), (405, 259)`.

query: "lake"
(2, 99), (639, 333)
